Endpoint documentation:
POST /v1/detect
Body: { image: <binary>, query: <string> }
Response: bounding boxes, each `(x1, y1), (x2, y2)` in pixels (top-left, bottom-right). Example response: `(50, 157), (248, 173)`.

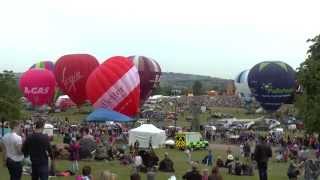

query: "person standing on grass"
(0, 120), (24, 180)
(22, 120), (53, 180)
(69, 136), (80, 173)
(254, 136), (272, 180)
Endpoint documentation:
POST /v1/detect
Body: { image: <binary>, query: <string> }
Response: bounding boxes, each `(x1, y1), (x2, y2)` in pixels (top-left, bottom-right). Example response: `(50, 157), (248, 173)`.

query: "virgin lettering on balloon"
(62, 67), (84, 92)
(24, 87), (50, 94)
(93, 67), (140, 109)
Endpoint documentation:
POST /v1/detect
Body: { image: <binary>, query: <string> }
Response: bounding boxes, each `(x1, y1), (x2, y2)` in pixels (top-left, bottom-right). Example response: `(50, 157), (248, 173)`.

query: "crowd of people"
(2, 111), (320, 180)
(178, 95), (242, 108)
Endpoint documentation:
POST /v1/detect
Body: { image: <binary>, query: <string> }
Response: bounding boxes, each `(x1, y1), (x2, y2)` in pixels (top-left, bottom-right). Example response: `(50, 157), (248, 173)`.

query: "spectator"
(76, 166), (92, 180)
(242, 158), (254, 176)
(185, 148), (192, 164)
(69, 136), (80, 173)
(99, 170), (117, 180)
(287, 157), (303, 180)
(22, 120), (54, 180)
(146, 167), (156, 180)
(225, 154), (234, 169)
(216, 156), (224, 168)
(130, 172), (141, 180)
(134, 153), (143, 172)
(208, 166), (223, 180)
(182, 162), (202, 180)
(202, 150), (213, 166)
(159, 152), (175, 172)
(168, 174), (177, 180)
(243, 142), (251, 158)
(232, 157), (242, 176)
(202, 169), (209, 180)
(253, 136), (272, 180)
(63, 133), (72, 144)
(304, 158), (320, 180)
(81, 127), (94, 141)
(0, 120), (24, 180)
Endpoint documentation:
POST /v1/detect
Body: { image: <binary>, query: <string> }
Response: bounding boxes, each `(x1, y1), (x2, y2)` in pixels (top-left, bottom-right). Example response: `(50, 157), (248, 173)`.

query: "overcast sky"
(1, 0), (320, 79)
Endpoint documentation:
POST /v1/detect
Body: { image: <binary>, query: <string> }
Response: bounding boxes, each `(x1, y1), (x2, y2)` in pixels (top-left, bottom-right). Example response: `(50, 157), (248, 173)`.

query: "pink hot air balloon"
(54, 54), (99, 106)
(19, 69), (56, 106)
(86, 56), (140, 116)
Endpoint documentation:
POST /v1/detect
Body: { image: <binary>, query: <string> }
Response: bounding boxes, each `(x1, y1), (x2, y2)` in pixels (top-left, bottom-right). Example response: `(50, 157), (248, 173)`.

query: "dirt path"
(209, 143), (240, 152)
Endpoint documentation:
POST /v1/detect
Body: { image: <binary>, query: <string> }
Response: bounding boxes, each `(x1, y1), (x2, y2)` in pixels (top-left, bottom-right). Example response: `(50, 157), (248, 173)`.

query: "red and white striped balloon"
(86, 56), (140, 116)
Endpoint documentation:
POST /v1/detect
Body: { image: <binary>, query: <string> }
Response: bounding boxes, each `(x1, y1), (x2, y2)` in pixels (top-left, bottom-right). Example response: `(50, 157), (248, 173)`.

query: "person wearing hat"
(182, 162), (202, 180)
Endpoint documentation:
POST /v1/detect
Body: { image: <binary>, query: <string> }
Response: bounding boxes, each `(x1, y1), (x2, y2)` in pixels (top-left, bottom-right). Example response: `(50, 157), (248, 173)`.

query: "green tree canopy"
(192, 80), (203, 96)
(296, 35), (320, 134)
(0, 70), (22, 120)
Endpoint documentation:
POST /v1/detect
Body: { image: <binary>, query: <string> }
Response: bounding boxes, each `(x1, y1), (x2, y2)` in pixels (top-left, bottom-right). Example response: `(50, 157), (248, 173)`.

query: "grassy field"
(0, 134), (290, 180)
(0, 107), (291, 179)
(0, 146), (290, 180)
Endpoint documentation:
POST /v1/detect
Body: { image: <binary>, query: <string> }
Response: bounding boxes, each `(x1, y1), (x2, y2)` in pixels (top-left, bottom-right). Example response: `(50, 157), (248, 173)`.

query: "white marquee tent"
(129, 124), (166, 148)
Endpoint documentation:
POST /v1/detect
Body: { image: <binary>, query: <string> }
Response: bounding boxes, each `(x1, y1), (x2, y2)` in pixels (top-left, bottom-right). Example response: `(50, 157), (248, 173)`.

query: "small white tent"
(129, 124), (166, 148)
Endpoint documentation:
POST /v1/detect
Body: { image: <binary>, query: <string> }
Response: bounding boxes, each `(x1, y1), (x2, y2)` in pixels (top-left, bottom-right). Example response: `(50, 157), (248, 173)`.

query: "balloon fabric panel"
(86, 56), (140, 116)
(54, 54), (99, 106)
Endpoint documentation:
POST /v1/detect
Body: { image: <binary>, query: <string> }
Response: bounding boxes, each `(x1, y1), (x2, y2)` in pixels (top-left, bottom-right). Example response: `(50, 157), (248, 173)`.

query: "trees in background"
(296, 35), (320, 134)
(192, 80), (203, 96)
(0, 70), (22, 121)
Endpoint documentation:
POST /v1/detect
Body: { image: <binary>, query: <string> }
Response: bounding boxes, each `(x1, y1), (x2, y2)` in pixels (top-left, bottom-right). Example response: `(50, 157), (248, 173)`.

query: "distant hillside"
(14, 72), (233, 93)
(160, 72), (233, 92)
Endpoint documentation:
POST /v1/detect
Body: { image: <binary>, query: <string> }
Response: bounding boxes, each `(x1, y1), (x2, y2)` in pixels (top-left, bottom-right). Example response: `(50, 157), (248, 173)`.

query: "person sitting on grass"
(182, 162), (202, 180)
(159, 152), (175, 172)
(208, 166), (223, 180)
(76, 166), (92, 180)
(202, 169), (209, 180)
(287, 156), (304, 180)
(229, 156), (242, 175)
(215, 156), (224, 168)
(241, 158), (254, 176)
(146, 166), (157, 180)
(99, 170), (117, 180)
(202, 150), (213, 166)
(130, 167), (141, 180)
(225, 154), (234, 169)
(63, 133), (72, 144)
(134, 153), (143, 172)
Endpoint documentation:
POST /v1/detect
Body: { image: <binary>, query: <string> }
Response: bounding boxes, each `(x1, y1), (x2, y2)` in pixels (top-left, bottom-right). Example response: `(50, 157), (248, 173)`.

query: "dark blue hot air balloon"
(248, 61), (296, 112)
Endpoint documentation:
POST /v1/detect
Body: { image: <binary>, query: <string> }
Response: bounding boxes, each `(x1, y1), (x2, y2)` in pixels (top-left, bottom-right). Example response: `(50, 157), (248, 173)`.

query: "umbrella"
(86, 108), (133, 123)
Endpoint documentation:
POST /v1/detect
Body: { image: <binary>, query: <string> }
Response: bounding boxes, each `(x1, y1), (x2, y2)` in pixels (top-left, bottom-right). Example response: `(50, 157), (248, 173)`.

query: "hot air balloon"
(54, 54), (99, 106)
(128, 56), (161, 105)
(30, 61), (59, 103)
(248, 61), (296, 112)
(30, 61), (55, 72)
(86, 56), (140, 116)
(234, 70), (253, 103)
(19, 69), (56, 106)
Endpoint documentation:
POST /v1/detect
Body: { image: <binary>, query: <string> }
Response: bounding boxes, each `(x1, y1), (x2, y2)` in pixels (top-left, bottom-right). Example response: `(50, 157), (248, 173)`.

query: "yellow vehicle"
(175, 132), (208, 150)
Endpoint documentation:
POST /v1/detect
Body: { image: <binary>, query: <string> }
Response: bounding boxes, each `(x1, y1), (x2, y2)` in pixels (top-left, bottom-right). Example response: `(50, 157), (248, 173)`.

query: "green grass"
(0, 107), (291, 179)
(0, 146), (289, 180)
